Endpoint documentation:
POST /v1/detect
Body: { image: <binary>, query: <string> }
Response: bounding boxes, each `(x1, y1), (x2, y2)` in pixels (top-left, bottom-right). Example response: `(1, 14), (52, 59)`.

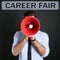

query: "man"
(12, 10), (50, 60)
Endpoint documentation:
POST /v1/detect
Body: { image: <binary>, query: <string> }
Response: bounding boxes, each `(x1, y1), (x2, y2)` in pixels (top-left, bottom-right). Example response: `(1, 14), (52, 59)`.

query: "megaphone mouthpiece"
(29, 24), (33, 29)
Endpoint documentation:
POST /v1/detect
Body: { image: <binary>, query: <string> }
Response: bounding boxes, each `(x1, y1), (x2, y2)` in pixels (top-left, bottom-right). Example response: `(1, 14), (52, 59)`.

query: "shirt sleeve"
(11, 31), (25, 54)
(41, 33), (50, 57)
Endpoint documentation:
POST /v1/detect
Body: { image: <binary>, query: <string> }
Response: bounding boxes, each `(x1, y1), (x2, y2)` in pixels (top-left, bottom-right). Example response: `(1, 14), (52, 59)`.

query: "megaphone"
(20, 16), (40, 36)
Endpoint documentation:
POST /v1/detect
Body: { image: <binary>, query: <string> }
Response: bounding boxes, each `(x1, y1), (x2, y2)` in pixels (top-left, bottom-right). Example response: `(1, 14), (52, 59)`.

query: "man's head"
(24, 10), (37, 18)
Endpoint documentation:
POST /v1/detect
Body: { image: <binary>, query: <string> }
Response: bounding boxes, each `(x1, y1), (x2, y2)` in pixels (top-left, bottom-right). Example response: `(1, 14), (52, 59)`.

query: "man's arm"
(30, 35), (49, 57)
(32, 40), (46, 56)
(12, 37), (28, 56)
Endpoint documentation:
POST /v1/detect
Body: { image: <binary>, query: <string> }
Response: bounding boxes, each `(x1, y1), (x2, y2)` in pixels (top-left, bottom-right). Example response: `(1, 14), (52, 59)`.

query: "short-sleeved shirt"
(12, 30), (50, 60)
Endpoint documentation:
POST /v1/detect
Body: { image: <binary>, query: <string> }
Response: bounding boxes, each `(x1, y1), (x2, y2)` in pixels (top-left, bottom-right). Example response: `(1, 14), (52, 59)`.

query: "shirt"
(12, 30), (50, 60)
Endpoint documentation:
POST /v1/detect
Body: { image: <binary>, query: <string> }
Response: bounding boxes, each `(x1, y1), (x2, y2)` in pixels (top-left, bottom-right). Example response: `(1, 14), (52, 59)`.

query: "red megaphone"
(20, 16), (40, 36)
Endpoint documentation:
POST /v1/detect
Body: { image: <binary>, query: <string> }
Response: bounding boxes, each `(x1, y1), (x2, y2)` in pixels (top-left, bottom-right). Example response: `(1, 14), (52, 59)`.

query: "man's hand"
(29, 35), (35, 41)
(25, 36), (29, 40)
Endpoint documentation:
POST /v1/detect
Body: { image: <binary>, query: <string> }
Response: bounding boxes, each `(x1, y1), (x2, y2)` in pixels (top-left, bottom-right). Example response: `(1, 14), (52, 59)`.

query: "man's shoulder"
(14, 30), (24, 36)
(37, 30), (48, 36)
(15, 30), (21, 33)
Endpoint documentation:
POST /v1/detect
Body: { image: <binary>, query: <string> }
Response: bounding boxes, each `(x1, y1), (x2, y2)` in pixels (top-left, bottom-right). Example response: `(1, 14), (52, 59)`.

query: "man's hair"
(24, 10), (37, 18)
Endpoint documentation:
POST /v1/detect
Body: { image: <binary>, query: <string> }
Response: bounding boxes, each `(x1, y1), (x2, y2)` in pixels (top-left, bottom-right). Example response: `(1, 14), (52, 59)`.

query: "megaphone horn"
(20, 16), (40, 36)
